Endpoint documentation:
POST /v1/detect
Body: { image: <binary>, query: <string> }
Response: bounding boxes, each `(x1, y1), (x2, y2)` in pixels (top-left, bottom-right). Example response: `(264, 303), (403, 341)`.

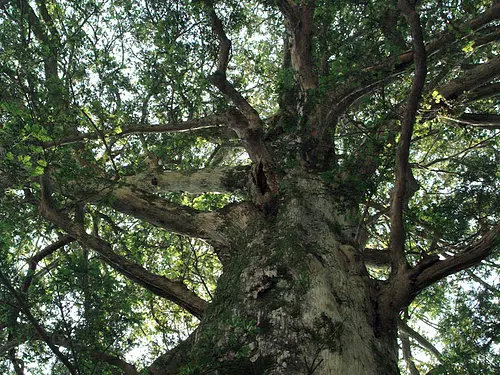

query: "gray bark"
(148, 175), (400, 375)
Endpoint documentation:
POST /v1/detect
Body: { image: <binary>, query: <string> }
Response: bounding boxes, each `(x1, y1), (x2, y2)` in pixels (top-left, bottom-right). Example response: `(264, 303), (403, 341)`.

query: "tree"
(0, 0), (499, 374)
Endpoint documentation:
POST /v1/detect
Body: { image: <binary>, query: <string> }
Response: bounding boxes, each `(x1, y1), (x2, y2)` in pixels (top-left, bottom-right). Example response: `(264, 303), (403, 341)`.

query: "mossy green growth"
(178, 313), (262, 375)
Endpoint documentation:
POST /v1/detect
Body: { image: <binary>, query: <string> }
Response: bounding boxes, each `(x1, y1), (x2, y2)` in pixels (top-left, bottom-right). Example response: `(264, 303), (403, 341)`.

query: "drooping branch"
(410, 225), (500, 293)
(397, 318), (443, 362)
(0, 270), (78, 375)
(389, 0), (427, 272)
(39, 179), (209, 318)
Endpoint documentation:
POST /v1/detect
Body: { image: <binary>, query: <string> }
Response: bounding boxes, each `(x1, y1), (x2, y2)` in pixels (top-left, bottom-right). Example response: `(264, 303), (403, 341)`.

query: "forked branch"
(204, 1), (276, 199)
(205, 1), (261, 128)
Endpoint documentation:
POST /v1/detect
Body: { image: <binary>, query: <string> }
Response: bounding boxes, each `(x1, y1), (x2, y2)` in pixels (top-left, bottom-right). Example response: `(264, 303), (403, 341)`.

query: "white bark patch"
(300, 241), (377, 374)
(123, 169), (229, 194)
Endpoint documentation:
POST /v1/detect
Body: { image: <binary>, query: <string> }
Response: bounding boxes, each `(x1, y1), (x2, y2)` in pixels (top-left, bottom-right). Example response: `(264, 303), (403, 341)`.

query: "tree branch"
(0, 235), (75, 334)
(435, 56), (500, 100)
(205, 2), (261, 127)
(15, 0), (59, 83)
(90, 352), (140, 375)
(400, 330), (420, 375)
(122, 166), (250, 195)
(329, 3), (500, 116)
(398, 318), (443, 361)
(363, 248), (391, 269)
(440, 113), (500, 130)
(23, 235), (74, 292)
(411, 225), (500, 293)
(366, 2), (500, 78)
(105, 186), (229, 248)
(204, 3), (276, 197)
(38, 179), (209, 318)
(0, 270), (78, 375)
(465, 82), (500, 102)
(0, 328), (140, 375)
(42, 112), (230, 148)
(389, 0), (427, 272)
(277, 0), (317, 91)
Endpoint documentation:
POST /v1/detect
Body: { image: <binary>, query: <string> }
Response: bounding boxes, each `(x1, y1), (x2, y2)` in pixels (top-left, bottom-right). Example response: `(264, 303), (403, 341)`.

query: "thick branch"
(436, 56), (500, 100)
(15, 0), (59, 82)
(106, 186), (229, 248)
(204, 3), (276, 189)
(90, 353), (140, 375)
(122, 166), (249, 195)
(277, 0), (317, 91)
(411, 225), (500, 292)
(39, 181), (208, 318)
(441, 113), (500, 130)
(363, 248), (391, 269)
(466, 82), (500, 102)
(400, 330), (420, 375)
(205, 2), (261, 127)
(35, 0), (60, 44)
(389, 0), (427, 272)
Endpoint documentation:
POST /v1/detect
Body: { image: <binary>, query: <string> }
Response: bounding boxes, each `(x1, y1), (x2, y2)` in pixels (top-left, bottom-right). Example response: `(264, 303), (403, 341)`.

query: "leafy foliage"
(0, 0), (499, 374)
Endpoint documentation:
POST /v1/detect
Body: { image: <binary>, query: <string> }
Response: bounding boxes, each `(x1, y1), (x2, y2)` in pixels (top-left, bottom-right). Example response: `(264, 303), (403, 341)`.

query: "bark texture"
(149, 175), (400, 375)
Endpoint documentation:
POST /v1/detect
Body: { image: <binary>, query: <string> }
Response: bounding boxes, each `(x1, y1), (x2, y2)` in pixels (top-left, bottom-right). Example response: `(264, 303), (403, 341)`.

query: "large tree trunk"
(150, 174), (399, 375)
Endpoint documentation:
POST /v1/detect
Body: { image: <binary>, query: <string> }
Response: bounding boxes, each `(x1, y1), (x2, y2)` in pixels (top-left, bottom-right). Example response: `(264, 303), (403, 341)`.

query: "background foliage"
(0, 0), (499, 374)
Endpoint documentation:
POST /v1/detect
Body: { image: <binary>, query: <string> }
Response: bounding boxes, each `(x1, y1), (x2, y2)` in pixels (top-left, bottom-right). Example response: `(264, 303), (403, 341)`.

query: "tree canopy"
(0, 0), (499, 374)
